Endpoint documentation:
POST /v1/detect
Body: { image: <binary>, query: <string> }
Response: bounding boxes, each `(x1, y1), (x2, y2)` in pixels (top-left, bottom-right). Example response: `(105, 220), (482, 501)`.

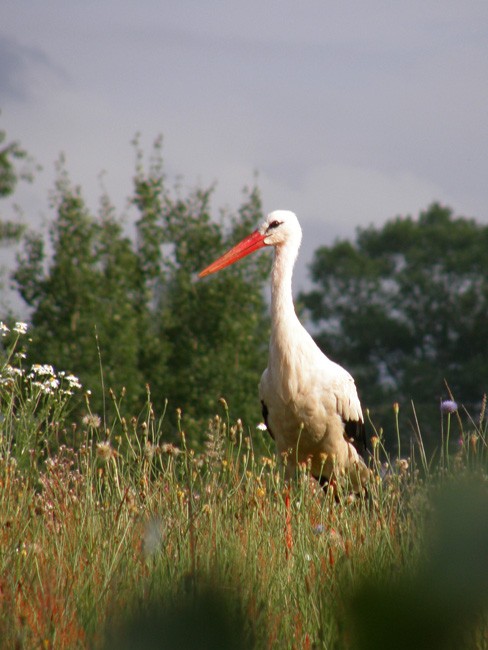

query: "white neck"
(270, 243), (301, 345)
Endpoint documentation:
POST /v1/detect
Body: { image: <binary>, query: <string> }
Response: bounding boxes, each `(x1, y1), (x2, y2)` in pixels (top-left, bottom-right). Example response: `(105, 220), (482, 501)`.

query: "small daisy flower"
(30, 364), (55, 377)
(46, 377), (59, 390)
(65, 374), (82, 389)
(13, 322), (28, 335)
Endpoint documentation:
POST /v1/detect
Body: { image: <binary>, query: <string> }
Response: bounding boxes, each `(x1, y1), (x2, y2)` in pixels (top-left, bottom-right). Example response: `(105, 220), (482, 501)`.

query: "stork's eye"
(268, 220), (282, 230)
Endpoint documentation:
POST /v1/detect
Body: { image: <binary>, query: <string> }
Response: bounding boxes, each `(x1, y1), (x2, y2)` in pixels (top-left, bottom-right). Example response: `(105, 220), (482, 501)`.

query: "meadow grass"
(0, 326), (487, 649)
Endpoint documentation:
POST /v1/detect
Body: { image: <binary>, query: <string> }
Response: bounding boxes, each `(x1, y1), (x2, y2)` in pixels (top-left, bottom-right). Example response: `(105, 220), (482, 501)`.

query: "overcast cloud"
(1, 1), (488, 290)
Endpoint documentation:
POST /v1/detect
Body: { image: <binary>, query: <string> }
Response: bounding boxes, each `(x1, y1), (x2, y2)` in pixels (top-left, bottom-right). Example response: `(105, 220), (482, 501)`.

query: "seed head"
(96, 441), (116, 463)
(82, 414), (102, 429)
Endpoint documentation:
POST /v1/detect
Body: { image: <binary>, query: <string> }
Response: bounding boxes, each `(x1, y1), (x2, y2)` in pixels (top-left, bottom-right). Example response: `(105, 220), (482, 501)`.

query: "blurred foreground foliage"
(0, 331), (487, 648)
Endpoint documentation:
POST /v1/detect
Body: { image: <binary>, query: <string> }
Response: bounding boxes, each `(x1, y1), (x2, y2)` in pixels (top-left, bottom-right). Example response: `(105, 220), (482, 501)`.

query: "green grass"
(1, 325), (487, 649)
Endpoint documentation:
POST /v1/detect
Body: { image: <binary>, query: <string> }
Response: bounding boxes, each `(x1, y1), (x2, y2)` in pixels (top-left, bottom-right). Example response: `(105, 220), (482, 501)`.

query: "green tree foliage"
(14, 160), (145, 410)
(300, 203), (488, 447)
(131, 137), (271, 431)
(0, 124), (39, 296)
(14, 140), (271, 439)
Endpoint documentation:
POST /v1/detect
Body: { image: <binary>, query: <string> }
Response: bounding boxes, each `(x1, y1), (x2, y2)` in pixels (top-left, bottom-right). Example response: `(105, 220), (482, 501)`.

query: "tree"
(0, 123), (39, 303)
(300, 203), (488, 448)
(131, 139), (271, 432)
(14, 140), (271, 440)
(14, 160), (146, 411)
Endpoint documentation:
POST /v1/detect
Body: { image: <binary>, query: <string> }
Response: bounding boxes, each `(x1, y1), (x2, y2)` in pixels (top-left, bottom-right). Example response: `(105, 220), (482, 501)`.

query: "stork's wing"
(328, 363), (369, 460)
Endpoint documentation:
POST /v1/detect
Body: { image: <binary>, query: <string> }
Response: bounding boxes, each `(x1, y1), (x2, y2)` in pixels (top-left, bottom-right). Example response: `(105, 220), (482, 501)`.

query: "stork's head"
(199, 210), (302, 278)
(259, 210), (302, 249)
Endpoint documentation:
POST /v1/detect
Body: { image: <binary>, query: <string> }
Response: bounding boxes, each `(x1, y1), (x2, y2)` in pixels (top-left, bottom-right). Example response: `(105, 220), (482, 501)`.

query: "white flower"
(13, 322), (28, 335)
(256, 422), (267, 431)
(0, 322), (9, 336)
(5, 366), (24, 377)
(65, 374), (82, 389)
(30, 364), (55, 376)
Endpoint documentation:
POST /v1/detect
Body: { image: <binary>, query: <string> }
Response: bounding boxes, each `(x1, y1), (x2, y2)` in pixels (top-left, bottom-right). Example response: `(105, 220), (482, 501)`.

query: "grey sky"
(2, 1), (488, 289)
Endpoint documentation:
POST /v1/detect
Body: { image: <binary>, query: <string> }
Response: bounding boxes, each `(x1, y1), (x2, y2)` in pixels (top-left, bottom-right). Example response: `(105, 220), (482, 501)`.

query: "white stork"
(199, 210), (369, 492)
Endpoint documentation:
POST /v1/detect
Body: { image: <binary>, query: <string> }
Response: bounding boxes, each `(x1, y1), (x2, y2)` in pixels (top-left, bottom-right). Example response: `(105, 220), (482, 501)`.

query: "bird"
(199, 210), (369, 492)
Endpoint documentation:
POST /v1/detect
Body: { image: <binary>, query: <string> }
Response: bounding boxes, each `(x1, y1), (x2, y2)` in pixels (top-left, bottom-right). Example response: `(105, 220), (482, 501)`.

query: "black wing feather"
(261, 400), (274, 440)
(344, 419), (368, 460)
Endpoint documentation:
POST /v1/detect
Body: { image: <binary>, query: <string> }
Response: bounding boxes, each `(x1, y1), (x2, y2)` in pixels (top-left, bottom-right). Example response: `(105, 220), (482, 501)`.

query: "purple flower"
(440, 400), (458, 414)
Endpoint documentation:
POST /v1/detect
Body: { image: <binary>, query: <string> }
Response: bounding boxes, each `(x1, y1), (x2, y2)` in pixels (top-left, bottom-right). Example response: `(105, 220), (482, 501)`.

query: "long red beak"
(198, 230), (267, 278)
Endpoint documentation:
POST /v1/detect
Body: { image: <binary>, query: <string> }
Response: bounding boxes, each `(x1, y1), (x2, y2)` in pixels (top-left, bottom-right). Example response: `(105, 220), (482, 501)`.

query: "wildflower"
(96, 441), (116, 463)
(82, 414), (102, 429)
(313, 523), (325, 535)
(46, 377), (59, 390)
(5, 365), (23, 377)
(30, 364), (55, 377)
(144, 441), (156, 461)
(256, 422), (267, 432)
(0, 322), (9, 336)
(440, 399), (458, 414)
(379, 462), (390, 480)
(393, 402), (400, 414)
(13, 322), (28, 335)
(161, 443), (181, 456)
(65, 374), (82, 389)
(470, 434), (479, 454)
(395, 458), (409, 474)
(32, 380), (57, 394)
